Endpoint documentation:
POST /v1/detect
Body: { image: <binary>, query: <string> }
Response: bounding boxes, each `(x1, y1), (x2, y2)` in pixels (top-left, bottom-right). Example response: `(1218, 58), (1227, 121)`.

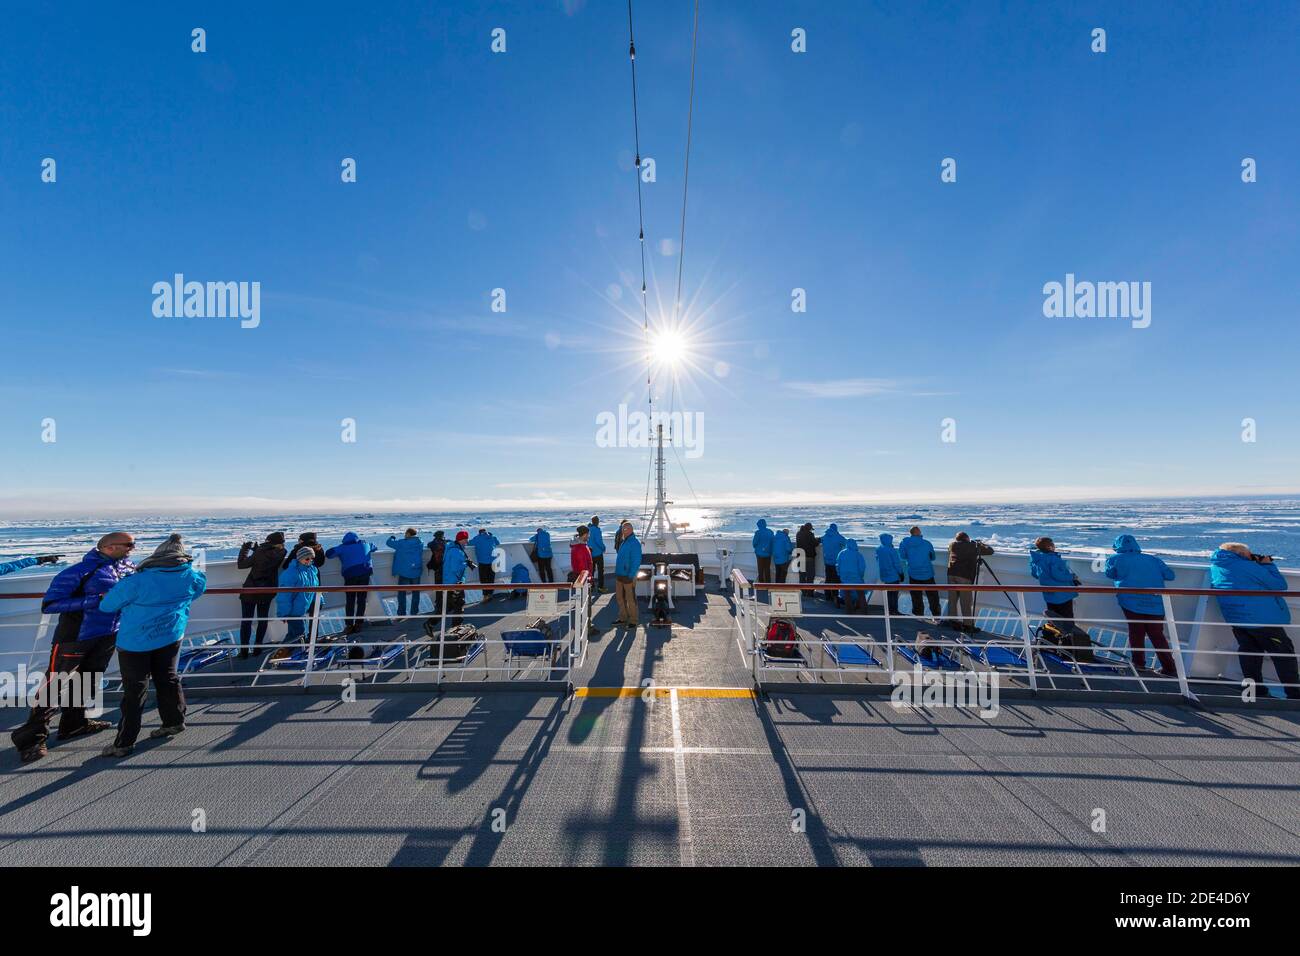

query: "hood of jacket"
(1113, 534), (1141, 554)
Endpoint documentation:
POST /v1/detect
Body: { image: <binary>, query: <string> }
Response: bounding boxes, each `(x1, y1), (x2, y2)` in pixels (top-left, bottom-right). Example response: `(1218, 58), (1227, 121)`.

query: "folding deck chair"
(178, 630), (239, 675)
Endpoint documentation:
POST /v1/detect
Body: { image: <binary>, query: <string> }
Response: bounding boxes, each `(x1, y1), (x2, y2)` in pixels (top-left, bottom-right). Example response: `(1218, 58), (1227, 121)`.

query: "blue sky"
(2, 1), (1298, 515)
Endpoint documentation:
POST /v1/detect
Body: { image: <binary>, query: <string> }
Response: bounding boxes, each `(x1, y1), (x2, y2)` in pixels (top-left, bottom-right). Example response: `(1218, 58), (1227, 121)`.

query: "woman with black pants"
(236, 532), (285, 656)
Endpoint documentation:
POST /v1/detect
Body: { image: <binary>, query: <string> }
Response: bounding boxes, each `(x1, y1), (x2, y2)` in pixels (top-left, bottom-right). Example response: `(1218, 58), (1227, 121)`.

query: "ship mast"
(646, 421), (672, 550)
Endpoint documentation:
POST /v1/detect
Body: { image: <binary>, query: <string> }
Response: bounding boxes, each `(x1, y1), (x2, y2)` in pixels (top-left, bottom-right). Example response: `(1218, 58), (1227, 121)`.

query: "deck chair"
(954, 633), (1027, 670)
(264, 638), (349, 672)
(338, 637), (418, 681)
(178, 630), (238, 674)
(816, 633), (881, 683)
(894, 639), (964, 671)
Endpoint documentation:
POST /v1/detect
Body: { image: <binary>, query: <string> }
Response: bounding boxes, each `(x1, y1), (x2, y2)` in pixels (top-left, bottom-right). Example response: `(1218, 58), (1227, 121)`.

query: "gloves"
(36, 554), (62, 565)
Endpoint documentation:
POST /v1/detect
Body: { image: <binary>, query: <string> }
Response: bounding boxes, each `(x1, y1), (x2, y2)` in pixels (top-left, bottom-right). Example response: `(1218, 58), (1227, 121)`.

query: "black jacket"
(947, 539), (994, 580)
(283, 540), (326, 570)
(795, 527), (819, 562)
(238, 542), (285, 588)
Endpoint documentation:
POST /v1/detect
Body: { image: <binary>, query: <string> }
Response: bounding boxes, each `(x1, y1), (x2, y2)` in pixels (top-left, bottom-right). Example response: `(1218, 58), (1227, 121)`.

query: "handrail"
(746, 582), (1290, 597)
(0, 581), (583, 600)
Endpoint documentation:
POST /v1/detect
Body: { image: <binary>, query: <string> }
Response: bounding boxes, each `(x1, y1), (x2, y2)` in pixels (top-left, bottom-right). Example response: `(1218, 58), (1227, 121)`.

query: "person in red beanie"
(443, 531), (474, 627)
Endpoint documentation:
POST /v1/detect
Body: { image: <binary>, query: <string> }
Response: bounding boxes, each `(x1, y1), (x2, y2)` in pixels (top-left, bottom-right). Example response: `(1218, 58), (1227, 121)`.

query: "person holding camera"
(944, 532), (994, 632)
(1210, 542), (1299, 699)
(0, 553), (62, 576)
(236, 532), (285, 656)
(1029, 537), (1080, 622)
(1030, 536), (1093, 661)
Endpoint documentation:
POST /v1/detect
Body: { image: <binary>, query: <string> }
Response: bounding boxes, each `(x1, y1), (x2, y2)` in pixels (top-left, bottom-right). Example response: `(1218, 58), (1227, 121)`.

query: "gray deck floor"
(2, 584), (1299, 866)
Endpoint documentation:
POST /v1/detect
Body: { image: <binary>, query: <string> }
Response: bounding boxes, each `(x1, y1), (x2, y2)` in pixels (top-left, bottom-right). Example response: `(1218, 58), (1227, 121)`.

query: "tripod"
(973, 554), (1022, 629)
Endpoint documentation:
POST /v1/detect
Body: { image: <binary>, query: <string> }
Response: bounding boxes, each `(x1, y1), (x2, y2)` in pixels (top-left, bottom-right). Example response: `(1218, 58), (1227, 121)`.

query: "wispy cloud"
(781, 378), (902, 399)
(780, 378), (956, 399)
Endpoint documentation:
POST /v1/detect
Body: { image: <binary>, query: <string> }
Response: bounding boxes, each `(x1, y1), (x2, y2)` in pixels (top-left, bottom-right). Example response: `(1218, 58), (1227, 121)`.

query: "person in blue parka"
(876, 534), (903, 615)
(98, 534), (206, 757)
(1104, 534), (1177, 675)
(836, 539), (867, 612)
(326, 532), (377, 633)
(752, 519), (775, 583)
(614, 522), (643, 627)
(772, 529), (794, 583)
(1029, 537), (1080, 618)
(821, 523), (846, 605)
(277, 547), (321, 643)
(442, 531), (474, 626)
(530, 528), (554, 583)
(386, 529), (426, 618)
(1210, 542), (1298, 698)
(0, 554), (61, 576)
(471, 528), (501, 598)
(589, 516), (607, 591)
(11, 532), (136, 763)
(899, 527), (941, 618)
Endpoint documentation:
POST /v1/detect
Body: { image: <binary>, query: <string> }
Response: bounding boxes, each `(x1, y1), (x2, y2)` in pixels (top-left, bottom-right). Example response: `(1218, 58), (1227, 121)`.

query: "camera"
(1250, 553), (1273, 564)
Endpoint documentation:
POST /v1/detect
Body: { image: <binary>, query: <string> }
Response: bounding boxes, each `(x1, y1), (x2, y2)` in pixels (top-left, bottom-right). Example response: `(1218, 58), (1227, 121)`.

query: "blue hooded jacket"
(276, 559), (320, 618)
(386, 535), (426, 580)
(326, 532), (377, 578)
(443, 542), (470, 586)
(471, 531), (499, 564)
(1104, 534), (1175, 615)
(615, 532), (643, 579)
(821, 524), (846, 569)
(530, 529), (553, 559)
(0, 556), (39, 576)
(772, 530), (794, 565)
(752, 519), (774, 558)
(1029, 548), (1079, 605)
(589, 523), (605, 558)
(876, 534), (903, 583)
(100, 563), (207, 653)
(1209, 548), (1291, 626)
(836, 539), (866, 584)
(899, 534), (936, 580)
(41, 548), (136, 641)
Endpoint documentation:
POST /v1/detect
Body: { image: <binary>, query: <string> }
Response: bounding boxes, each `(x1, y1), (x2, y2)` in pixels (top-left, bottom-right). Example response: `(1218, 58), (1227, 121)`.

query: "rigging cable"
(671, 0), (701, 328)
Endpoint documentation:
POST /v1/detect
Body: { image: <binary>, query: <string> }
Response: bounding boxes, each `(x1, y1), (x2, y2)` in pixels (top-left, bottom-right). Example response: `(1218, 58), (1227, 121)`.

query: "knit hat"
(137, 533), (193, 571)
(266, 531), (286, 546)
(455, 530), (469, 542)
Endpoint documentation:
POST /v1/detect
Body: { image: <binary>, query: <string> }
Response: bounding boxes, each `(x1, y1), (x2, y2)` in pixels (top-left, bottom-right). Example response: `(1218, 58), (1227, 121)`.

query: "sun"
(650, 327), (690, 370)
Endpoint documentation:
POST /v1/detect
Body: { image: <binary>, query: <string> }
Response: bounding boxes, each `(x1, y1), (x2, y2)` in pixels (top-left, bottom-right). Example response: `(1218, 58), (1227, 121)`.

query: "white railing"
(0, 576), (590, 697)
(745, 581), (1298, 703)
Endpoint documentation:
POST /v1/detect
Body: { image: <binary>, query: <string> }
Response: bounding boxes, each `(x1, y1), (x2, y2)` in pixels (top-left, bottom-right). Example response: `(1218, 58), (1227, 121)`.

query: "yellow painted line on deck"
(575, 686), (755, 699)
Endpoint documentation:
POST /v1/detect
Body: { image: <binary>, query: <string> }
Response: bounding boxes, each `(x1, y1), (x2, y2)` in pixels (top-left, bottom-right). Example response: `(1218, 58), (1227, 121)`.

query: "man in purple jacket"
(10, 532), (136, 762)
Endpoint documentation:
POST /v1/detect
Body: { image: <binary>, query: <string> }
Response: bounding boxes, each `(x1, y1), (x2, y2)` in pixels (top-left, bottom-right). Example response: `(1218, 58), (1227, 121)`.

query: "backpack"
(422, 621), (479, 661)
(764, 619), (799, 657)
(1035, 621), (1096, 663)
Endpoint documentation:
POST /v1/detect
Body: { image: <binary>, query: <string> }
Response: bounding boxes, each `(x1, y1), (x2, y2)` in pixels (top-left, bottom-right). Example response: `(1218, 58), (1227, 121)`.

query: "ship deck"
(3, 582), (1300, 866)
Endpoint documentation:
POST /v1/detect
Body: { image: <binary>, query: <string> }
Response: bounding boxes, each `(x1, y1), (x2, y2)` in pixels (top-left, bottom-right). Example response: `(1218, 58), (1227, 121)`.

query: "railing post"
(1016, 592), (1038, 692)
(883, 586), (895, 684)
(1161, 593), (1196, 703)
(436, 587), (448, 685)
(302, 593), (321, 687)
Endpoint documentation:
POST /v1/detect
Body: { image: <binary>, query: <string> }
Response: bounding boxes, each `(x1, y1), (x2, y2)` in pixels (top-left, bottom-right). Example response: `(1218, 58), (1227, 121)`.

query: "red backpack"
(764, 619), (799, 657)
